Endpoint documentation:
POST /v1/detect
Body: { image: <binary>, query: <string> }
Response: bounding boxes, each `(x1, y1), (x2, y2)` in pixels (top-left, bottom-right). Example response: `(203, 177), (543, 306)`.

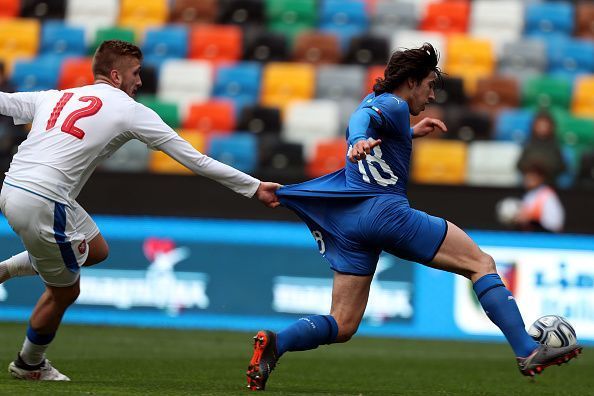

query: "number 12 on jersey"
(46, 92), (103, 139)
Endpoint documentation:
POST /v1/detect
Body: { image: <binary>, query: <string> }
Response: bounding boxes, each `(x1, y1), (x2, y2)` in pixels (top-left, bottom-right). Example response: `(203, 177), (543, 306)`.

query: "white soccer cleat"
(8, 356), (70, 381)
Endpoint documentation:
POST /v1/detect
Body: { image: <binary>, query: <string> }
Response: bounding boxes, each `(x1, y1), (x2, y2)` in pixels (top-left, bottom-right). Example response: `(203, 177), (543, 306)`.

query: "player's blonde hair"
(92, 40), (143, 78)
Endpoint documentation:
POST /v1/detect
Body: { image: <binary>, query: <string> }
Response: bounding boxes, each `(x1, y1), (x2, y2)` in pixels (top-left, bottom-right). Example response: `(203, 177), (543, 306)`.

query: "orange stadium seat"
(189, 25), (243, 63)
(0, 18), (40, 71)
(149, 130), (206, 174)
(445, 35), (495, 95)
(261, 62), (315, 111)
(182, 100), (236, 134)
(0, 0), (20, 17)
(411, 139), (467, 185)
(420, 0), (470, 34)
(119, 0), (168, 39)
(306, 138), (347, 178)
(572, 76), (594, 119)
(58, 57), (94, 90)
(293, 31), (341, 65)
(365, 65), (384, 95)
(170, 0), (218, 24)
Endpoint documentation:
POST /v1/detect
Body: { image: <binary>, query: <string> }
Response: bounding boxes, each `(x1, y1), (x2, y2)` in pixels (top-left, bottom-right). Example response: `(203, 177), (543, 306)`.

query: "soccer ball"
(495, 197), (522, 225)
(528, 315), (577, 347)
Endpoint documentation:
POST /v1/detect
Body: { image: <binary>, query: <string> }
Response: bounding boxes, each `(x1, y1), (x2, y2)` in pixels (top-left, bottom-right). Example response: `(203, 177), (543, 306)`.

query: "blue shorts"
(279, 193), (447, 276)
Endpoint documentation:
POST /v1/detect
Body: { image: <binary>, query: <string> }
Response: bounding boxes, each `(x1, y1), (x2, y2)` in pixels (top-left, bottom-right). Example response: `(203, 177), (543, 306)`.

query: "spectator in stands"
(516, 110), (566, 185)
(514, 161), (565, 233)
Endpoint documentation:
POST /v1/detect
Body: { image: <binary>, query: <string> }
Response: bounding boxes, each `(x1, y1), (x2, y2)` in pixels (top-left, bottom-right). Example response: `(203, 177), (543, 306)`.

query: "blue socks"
(276, 315), (338, 356)
(26, 326), (55, 345)
(473, 274), (538, 357)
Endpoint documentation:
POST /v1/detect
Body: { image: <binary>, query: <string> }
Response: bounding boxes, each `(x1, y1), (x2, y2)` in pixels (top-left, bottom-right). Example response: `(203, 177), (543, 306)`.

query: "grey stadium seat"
(316, 65), (365, 101)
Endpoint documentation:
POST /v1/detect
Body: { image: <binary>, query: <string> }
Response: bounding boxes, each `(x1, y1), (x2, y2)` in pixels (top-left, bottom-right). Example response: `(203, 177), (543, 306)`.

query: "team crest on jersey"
(78, 239), (87, 255)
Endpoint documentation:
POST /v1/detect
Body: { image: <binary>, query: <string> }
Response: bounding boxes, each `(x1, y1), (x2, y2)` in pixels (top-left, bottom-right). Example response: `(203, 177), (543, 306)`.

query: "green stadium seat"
(265, 0), (317, 44)
(137, 95), (181, 129)
(553, 110), (594, 149)
(522, 76), (572, 111)
(91, 27), (135, 54)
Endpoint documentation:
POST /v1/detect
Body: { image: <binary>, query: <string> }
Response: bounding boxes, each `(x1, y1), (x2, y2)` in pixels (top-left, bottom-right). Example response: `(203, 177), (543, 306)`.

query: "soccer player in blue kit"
(246, 43), (582, 391)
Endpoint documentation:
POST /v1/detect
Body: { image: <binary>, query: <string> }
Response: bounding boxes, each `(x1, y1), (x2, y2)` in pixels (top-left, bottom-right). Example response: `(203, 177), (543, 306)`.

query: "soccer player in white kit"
(0, 40), (280, 380)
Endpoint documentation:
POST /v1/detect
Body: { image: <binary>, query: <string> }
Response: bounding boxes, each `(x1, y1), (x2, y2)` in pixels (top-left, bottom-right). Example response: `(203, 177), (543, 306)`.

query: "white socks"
(20, 337), (48, 366)
(0, 251), (36, 283)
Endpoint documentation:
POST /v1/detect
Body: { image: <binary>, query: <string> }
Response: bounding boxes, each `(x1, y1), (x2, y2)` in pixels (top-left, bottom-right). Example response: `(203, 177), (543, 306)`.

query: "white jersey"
(0, 83), (260, 204)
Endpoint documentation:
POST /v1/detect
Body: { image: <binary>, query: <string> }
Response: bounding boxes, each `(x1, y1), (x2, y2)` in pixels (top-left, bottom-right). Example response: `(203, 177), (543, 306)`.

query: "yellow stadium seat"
(119, 0), (168, 39)
(261, 62), (315, 111)
(149, 130), (205, 174)
(572, 76), (594, 119)
(0, 18), (40, 71)
(411, 140), (468, 184)
(445, 35), (495, 95)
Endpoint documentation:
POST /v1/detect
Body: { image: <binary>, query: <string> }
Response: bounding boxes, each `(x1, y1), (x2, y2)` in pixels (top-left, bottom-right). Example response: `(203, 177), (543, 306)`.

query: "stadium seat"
(282, 99), (340, 159)
(316, 65), (365, 101)
(420, 0), (470, 34)
(336, 98), (360, 135)
(0, 18), (40, 70)
(149, 130), (205, 174)
(119, 0), (168, 38)
(471, 76), (520, 117)
(10, 57), (61, 91)
(40, 21), (86, 59)
(0, 0), (20, 17)
(65, 0), (119, 44)
(524, 1), (574, 39)
(182, 100), (236, 134)
(137, 65), (158, 95)
(466, 141), (522, 187)
(344, 34), (389, 66)
(371, 0), (417, 37)
(307, 138), (347, 178)
(319, 0), (369, 49)
(572, 76), (594, 119)
(293, 31), (341, 64)
(445, 35), (495, 95)
(557, 145), (579, 189)
(213, 62), (262, 113)
(142, 26), (189, 70)
(219, 0), (265, 25)
(522, 76), (572, 111)
(137, 96), (181, 129)
(157, 59), (213, 116)
(411, 140), (467, 185)
(257, 134), (305, 179)
(20, 0), (66, 19)
(238, 105), (282, 135)
(92, 27), (136, 53)
(189, 24), (243, 63)
(390, 29), (446, 68)
(169, 0), (218, 24)
(555, 111), (594, 149)
(260, 62), (315, 111)
(265, 0), (317, 42)
(443, 106), (493, 142)
(434, 76), (467, 106)
(576, 2), (594, 40)
(57, 57), (93, 90)
(498, 39), (547, 81)
(469, 0), (524, 54)
(546, 38), (594, 81)
(365, 65), (384, 94)
(208, 133), (258, 173)
(100, 140), (150, 173)
(243, 27), (289, 62)
(494, 109), (534, 144)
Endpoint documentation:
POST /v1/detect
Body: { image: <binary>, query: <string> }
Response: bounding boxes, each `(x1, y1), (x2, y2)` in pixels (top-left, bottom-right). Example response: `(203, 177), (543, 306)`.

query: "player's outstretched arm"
(411, 117), (447, 138)
(255, 182), (282, 208)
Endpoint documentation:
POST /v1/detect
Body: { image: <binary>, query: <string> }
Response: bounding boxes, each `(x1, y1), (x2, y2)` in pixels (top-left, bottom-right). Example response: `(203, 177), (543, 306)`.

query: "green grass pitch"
(0, 322), (591, 395)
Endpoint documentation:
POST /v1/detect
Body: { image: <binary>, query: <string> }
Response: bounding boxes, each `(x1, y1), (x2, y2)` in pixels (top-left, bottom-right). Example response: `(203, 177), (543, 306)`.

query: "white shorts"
(0, 183), (100, 287)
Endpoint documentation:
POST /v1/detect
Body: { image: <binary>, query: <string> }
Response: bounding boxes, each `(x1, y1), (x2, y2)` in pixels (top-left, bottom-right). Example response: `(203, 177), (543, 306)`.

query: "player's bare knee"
(473, 252), (496, 278)
(335, 323), (359, 343)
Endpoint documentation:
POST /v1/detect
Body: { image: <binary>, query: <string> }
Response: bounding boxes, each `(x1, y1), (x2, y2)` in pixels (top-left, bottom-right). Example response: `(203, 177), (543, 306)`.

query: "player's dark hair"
(373, 43), (441, 95)
(92, 40), (143, 78)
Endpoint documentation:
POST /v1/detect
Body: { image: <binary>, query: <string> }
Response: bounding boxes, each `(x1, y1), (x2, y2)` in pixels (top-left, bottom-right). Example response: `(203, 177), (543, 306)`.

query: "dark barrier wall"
(68, 172), (594, 234)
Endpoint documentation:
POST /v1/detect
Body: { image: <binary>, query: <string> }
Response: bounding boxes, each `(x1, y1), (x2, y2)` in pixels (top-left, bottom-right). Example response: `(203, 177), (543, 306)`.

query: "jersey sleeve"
(347, 107), (383, 146)
(156, 135), (260, 198)
(0, 91), (46, 124)
(128, 102), (178, 148)
(368, 95), (410, 138)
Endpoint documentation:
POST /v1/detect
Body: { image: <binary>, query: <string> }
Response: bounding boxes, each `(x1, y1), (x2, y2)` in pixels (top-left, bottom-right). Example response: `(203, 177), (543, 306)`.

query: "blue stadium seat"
(494, 109), (534, 144)
(10, 57), (62, 91)
(319, 0), (369, 49)
(213, 62), (262, 114)
(524, 2), (574, 39)
(208, 133), (258, 172)
(546, 37), (594, 81)
(557, 145), (579, 189)
(142, 25), (189, 71)
(40, 21), (86, 59)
